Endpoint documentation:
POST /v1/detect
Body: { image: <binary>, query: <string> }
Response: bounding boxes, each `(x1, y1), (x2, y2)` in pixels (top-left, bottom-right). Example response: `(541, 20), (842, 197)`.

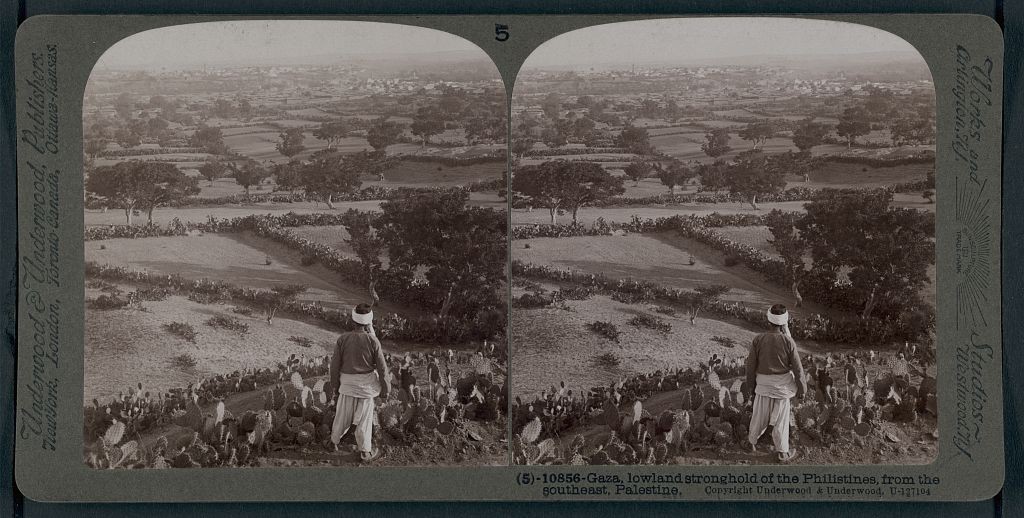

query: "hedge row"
(524, 147), (632, 157)
(511, 260), (926, 346)
(85, 212), (358, 241)
(398, 154), (505, 167)
(821, 152), (935, 168)
(510, 212), (769, 240)
(98, 147), (208, 157)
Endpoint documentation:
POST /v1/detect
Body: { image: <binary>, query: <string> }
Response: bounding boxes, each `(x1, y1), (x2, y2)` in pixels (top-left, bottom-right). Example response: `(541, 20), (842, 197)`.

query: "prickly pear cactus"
(521, 417), (542, 444)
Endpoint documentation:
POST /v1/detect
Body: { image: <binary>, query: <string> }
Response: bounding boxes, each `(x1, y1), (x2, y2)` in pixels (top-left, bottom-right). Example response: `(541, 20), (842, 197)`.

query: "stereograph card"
(11, 14), (1003, 502)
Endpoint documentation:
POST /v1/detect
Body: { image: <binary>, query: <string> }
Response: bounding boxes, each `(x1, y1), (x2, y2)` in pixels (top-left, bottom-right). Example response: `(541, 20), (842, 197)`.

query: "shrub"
(711, 336), (738, 348)
(163, 322), (198, 343)
(205, 315), (250, 334)
(593, 352), (622, 368)
(170, 354), (198, 369)
(88, 294), (130, 310)
(288, 336), (314, 348)
(86, 280), (120, 293)
(513, 292), (554, 309)
(588, 321), (621, 343)
(611, 291), (649, 305)
(134, 287), (171, 301)
(231, 306), (254, 316)
(628, 314), (672, 334)
(653, 305), (677, 316)
(555, 286), (596, 301)
(188, 292), (222, 305)
(723, 255), (740, 267)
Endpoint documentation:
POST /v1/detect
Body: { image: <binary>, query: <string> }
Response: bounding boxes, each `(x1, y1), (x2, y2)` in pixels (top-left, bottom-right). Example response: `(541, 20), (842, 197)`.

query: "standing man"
(330, 303), (391, 462)
(745, 304), (806, 463)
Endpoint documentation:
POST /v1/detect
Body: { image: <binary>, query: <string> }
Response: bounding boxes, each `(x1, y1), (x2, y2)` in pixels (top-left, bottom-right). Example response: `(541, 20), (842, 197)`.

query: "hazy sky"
(95, 20), (485, 70)
(523, 18), (922, 69)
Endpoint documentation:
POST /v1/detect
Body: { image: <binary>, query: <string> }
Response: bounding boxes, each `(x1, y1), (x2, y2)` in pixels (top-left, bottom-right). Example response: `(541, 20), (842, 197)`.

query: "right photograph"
(509, 18), (937, 466)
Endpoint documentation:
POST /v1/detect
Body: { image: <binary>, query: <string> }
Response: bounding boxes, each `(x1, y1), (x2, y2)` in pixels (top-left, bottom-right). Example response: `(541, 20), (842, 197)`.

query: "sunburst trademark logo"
(955, 178), (992, 329)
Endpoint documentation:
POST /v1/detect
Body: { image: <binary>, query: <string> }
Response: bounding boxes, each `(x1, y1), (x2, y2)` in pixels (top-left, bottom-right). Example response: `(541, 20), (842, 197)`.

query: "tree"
(836, 106), (871, 148)
(312, 121), (349, 150)
(688, 285), (730, 324)
(438, 91), (465, 117)
(540, 126), (567, 148)
(272, 161), (303, 194)
(464, 115), (503, 145)
(797, 190), (934, 319)
(767, 150), (814, 183)
(340, 209), (385, 301)
(276, 128), (306, 159)
(512, 162), (573, 225)
(375, 190), (505, 323)
(541, 93), (561, 120)
(764, 210), (808, 307)
(366, 118), (404, 152)
(113, 93), (134, 120)
(114, 128), (141, 149)
(227, 160), (266, 196)
(238, 99), (254, 120)
(615, 125), (653, 155)
(697, 160), (727, 193)
(299, 150), (392, 209)
(722, 150), (786, 210)
(890, 116), (935, 146)
(410, 106), (445, 147)
(198, 159), (226, 185)
(656, 160), (693, 196)
(623, 161), (652, 186)
(512, 161), (623, 225)
(189, 125), (227, 154)
(738, 120), (775, 150)
(791, 119), (828, 152)
(85, 161), (199, 225)
(571, 117), (597, 142)
(213, 98), (235, 118)
(863, 86), (894, 117)
(558, 162), (626, 224)
(701, 129), (732, 158)
(146, 117), (170, 138)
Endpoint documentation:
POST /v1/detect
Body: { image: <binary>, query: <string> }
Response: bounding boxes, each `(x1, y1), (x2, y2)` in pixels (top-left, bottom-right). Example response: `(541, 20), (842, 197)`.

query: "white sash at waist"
(754, 372), (797, 399)
(337, 372), (381, 399)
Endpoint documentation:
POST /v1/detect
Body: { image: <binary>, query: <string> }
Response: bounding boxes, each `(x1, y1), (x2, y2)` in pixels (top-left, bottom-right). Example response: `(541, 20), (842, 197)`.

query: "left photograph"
(80, 20), (509, 468)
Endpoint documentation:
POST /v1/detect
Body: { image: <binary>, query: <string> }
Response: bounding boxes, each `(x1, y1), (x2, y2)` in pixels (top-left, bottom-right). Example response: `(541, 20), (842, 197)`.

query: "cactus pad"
(104, 420), (126, 446)
(521, 417), (542, 443)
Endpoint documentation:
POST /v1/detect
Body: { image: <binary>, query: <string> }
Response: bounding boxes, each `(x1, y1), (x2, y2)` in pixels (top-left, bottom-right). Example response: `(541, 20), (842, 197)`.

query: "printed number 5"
(495, 24), (509, 42)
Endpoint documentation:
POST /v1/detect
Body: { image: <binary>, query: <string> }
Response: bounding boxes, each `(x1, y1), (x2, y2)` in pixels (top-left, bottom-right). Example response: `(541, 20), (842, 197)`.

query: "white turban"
(352, 308), (373, 325)
(767, 309), (789, 326)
